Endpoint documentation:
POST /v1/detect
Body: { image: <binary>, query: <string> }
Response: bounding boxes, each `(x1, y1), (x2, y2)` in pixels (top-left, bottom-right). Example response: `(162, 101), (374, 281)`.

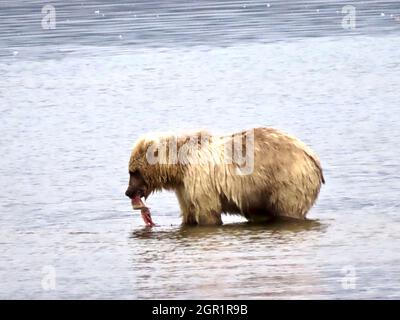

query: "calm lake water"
(1, 1), (400, 299)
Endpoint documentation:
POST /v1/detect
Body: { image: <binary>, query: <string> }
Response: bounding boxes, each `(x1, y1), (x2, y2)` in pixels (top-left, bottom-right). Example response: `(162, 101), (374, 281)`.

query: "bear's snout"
(125, 186), (145, 199)
(125, 186), (135, 199)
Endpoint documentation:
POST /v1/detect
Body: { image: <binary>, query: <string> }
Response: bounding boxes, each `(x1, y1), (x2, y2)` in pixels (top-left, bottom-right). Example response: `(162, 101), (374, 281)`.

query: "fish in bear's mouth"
(131, 195), (155, 227)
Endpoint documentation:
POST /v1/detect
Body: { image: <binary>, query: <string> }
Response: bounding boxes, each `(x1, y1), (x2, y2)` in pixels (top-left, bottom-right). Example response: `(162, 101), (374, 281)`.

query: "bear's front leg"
(176, 183), (222, 226)
(175, 188), (197, 225)
(197, 210), (222, 226)
(192, 193), (223, 225)
(182, 204), (197, 225)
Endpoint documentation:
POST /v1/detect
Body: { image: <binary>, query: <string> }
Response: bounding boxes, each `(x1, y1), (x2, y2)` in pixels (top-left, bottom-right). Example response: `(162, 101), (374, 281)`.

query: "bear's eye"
(129, 170), (141, 178)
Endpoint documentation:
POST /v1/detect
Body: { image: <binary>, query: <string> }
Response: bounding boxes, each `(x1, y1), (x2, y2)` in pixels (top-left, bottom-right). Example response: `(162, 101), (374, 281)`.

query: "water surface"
(0, 1), (400, 299)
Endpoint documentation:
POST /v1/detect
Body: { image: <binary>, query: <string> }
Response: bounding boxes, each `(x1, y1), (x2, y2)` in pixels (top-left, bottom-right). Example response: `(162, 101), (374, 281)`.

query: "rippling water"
(1, 1), (400, 299)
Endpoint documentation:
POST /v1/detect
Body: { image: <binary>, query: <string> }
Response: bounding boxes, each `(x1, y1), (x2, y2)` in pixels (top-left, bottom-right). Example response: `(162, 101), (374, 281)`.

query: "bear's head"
(125, 130), (213, 207)
(125, 132), (192, 204)
(125, 135), (158, 202)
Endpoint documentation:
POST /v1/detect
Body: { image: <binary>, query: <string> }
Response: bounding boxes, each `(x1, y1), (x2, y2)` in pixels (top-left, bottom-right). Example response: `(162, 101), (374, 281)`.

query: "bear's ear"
(135, 138), (151, 156)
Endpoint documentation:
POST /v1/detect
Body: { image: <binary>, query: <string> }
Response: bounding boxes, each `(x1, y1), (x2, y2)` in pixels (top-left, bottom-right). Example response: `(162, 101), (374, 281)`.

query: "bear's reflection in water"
(129, 219), (326, 299)
(131, 218), (323, 240)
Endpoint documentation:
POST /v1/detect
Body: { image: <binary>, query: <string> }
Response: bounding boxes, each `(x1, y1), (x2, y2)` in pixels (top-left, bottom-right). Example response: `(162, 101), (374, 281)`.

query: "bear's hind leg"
(244, 207), (276, 223)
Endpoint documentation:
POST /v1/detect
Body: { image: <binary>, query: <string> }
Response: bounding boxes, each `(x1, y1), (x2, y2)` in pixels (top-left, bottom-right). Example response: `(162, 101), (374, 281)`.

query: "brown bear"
(125, 127), (324, 226)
